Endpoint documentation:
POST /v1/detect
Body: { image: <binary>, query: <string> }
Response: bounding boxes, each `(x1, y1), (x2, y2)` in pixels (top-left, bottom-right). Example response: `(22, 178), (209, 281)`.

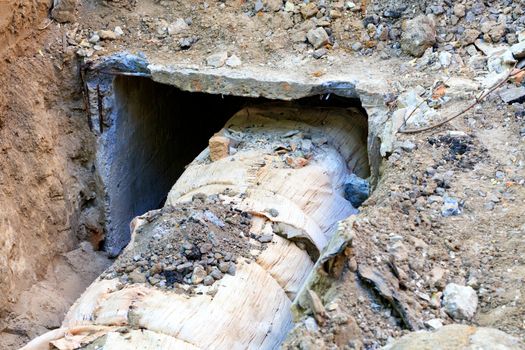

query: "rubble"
(102, 197), (261, 291)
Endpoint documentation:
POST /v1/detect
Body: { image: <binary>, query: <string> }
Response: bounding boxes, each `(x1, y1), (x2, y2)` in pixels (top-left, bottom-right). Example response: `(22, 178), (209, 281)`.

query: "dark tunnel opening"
(101, 76), (368, 257)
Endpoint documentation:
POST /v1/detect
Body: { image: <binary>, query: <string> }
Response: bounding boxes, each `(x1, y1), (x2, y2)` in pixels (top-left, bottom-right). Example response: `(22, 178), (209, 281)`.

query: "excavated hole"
(99, 75), (370, 260)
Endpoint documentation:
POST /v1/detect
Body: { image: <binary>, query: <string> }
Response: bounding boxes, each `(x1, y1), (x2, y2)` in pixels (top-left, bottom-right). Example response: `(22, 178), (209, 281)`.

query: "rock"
(168, 18), (189, 35)
(344, 174), (369, 208)
(511, 42), (525, 59)
(203, 275), (214, 286)
(114, 26), (124, 37)
(98, 30), (117, 40)
(179, 37), (195, 49)
(441, 197), (460, 217)
(429, 266), (446, 289)
(400, 15), (436, 57)
(254, 0), (263, 12)
(206, 52), (228, 68)
(453, 4), (466, 18)
(267, 208), (279, 217)
(88, 34), (100, 44)
(489, 24), (506, 43)
(209, 133), (230, 161)
(400, 140), (416, 152)
(129, 270), (146, 284)
(424, 318), (443, 330)
(265, 0), (282, 12)
(257, 234), (273, 243)
(383, 325), (523, 350)
(301, 3), (318, 19)
(191, 265), (207, 285)
(210, 268), (223, 280)
(439, 51), (452, 67)
(313, 48), (327, 59)
(442, 283), (478, 321)
(462, 29), (481, 46)
(351, 42), (362, 51)
(227, 263), (236, 276)
(199, 243), (213, 254)
(306, 27), (330, 49)
(284, 1), (294, 12)
(51, 0), (77, 23)
(218, 262), (230, 273)
(225, 54), (242, 67)
(499, 86), (525, 103)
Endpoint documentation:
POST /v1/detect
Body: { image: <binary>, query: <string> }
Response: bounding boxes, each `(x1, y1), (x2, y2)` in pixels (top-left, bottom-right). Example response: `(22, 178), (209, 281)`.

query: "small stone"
(511, 42), (525, 59)
(400, 15), (436, 57)
(330, 9), (341, 18)
(267, 208), (279, 217)
(439, 51), (452, 67)
(206, 52), (228, 68)
(114, 26), (124, 37)
(424, 318), (443, 330)
(88, 34), (100, 44)
(351, 42), (362, 51)
(191, 265), (207, 285)
(225, 54), (242, 67)
(227, 263), (236, 276)
(442, 283), (478, 321)
(441, 197), (460, 217)
(306, 27), (330, 49)
(462, 29), (481, 46)
(203, 275), (214, 286)
(257, 234), (273, 243)
(209, 132), (231, 160)
(210, 268), (223, 280)
(284, 1), (294, 12)
(218, 262), (230, 273)
(499, 86), (525, 103)
(453, 4), (466, 18)
(179, 37), (195, 49)
(98, 30), (117, 40)
(51, 0), (77, 23)
(200, 243), (213, 254)
(344, 174), (369, 208)
(168, 18), (189, 35)
(266, 0), (282, 12)
(254, 0), (263, 12)
(301, 3), (318, 19)
(129, 270), (146, 284)
(400, 140), (416, 152)
(313, 48), (327, 59)
(149, 277), (160, 285)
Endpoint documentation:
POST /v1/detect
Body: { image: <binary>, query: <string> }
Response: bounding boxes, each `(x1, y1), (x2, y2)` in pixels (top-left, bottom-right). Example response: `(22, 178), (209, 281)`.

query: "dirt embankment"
(0, 1), (109, 346)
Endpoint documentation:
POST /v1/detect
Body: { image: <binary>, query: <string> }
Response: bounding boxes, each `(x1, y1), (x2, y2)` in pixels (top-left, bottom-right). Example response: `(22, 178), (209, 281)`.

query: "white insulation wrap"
(23, 105), (368, 350)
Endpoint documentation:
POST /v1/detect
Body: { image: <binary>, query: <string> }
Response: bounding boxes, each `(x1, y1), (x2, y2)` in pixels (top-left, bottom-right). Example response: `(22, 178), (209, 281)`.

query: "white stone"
(518, 31), (525, 43)
(284, 1), (294, 12)
(167, 18), (189, 35)
(511, 41), (525, 59)
(114, 26), (124, 37)
(424, 318), (443, 330)
(225, 54), (242, 67)
(206, 52), (228, 68)
(439, 51), (452, 67)
(306, 27), (329, 49)
(88, 34), (100, 44)
(442, 283), (478, 320)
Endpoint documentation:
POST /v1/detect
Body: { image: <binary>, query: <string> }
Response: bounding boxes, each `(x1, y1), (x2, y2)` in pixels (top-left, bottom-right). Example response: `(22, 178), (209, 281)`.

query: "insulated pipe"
(22, 105), (368, 350)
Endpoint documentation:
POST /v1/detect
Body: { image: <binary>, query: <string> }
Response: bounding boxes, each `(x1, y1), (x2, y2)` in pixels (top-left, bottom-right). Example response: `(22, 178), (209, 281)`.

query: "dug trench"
(21, 68), (377, 349)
